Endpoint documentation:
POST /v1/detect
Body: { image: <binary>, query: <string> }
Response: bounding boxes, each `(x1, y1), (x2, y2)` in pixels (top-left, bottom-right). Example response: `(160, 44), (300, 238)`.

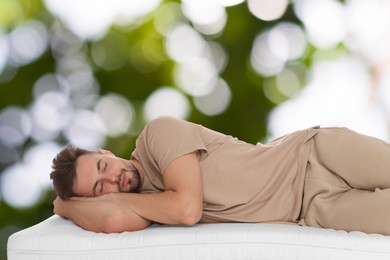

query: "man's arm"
(54, 152), (203, 232)
(112, 152), (204, 225)
(53, 196), (151, 233)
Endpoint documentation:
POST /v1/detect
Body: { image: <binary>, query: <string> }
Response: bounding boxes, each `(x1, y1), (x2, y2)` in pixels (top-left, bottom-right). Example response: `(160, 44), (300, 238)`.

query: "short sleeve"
(143, 116), (207, 173)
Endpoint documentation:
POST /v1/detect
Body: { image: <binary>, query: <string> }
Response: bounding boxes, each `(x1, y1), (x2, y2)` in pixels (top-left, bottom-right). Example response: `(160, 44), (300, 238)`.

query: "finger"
(98, 148), (114, 156)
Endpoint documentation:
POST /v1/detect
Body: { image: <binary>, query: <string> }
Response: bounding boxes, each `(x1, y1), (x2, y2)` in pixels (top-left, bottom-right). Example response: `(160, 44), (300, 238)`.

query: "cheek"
(72, 179), (88, 197)
(104, 184), (119, 194)
(108, 158), (122, 171)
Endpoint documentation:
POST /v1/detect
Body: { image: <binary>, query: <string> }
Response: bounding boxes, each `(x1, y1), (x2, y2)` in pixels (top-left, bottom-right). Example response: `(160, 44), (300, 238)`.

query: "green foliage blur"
(0, 0), (307, 258)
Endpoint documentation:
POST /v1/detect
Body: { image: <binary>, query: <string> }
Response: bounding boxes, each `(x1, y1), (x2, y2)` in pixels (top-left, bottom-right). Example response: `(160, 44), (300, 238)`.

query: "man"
(51, 116), (390, 235)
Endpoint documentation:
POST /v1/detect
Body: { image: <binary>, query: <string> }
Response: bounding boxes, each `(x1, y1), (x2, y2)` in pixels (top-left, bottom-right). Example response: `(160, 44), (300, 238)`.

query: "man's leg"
(301, 127), (390, 234)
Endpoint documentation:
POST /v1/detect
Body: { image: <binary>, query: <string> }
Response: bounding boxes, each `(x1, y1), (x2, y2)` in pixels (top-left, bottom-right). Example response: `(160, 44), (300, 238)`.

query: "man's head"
(50, 145), (142, 199)
(50, 146), (90, 200)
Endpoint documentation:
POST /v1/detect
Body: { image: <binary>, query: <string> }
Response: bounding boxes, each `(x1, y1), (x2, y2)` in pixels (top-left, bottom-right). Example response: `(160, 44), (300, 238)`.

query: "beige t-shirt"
(132, 116), (319, 223)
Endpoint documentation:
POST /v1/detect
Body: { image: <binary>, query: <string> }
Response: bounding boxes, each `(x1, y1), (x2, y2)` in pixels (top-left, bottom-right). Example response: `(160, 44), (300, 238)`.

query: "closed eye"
(97, 159), (102, 171)
(100, 182), (103, 194)
(98, 159), (107, 173)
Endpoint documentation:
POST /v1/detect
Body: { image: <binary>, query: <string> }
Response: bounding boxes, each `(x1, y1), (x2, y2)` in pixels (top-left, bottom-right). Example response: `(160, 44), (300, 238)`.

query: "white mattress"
(7, 215), (390, 260)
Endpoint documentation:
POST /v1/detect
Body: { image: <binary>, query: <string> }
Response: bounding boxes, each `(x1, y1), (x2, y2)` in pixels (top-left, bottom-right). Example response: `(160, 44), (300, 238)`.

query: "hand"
(53, 193), (151, 232)
(53, 196), (67, 217)
(53, 195), (103, 217)
(53, 196), (89, 217)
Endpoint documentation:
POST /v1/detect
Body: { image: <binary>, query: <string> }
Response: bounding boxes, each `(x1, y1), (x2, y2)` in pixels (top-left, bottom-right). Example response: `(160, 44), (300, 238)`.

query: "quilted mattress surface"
(7, 215), (390, 260)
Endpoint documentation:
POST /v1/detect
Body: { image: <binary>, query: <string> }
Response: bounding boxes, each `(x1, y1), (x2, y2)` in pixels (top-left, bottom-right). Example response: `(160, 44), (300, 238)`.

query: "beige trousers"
(300, 127), (390, 235)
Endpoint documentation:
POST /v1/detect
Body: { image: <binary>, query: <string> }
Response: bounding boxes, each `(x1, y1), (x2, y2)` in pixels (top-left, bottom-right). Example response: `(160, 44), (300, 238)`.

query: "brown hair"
(50, 145), (94, 200)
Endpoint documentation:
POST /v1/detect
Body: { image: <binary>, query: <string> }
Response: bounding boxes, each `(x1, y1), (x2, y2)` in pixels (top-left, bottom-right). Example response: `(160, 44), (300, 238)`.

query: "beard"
(119, 161), (141, 193)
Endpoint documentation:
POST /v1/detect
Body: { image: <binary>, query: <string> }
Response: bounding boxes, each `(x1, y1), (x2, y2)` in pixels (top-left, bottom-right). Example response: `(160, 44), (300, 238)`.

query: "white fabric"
(7, 215), (390, 260)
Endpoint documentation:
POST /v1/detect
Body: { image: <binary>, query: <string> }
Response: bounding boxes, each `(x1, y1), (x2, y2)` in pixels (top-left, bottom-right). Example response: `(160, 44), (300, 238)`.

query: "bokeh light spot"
(0, 107), (32, 147)
(8, 20), (48, 66)
(213, 0), (244, 7)
(194, 78), (232, 116)
(64, 109), (106, 150)
(143, 87), (190, 121)
(154, 2), (185, 36)
(165, 24), (205, 63)
(206, 41), (228, 74)
(0, 32), (9, 74)
(182, 0), (227, 35)
(294, 0), (346, 49)
(1, 163), (44, 209)
(44, 0), (162, 39)
(50, 21), (84, 57)
(377, 66), (390, 118)
(174, 58), (218, 97)
(0, 142), (61, 209)
(267, 56), (388, 141)
(275, 68), (302, 99)
(66, 71), (100, 109)
(344, 0), (390, 64)
(269, 23), (307, 61)
(248, 0), (289, 21)
(30, 91), (72, 136)
(33, 73), (68, 99)
(94, 94), (135, 137)
(250, 30), (285, 76)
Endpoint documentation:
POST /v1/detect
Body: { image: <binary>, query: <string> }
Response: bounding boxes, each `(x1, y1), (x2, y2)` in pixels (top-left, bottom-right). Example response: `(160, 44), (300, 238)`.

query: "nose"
(101, 172), (119, 184)
(99, 173), (120, 194)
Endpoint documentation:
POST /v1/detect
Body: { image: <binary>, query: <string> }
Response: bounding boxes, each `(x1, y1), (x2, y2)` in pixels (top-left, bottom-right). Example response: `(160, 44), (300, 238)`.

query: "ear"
(98, 149), (114, 156)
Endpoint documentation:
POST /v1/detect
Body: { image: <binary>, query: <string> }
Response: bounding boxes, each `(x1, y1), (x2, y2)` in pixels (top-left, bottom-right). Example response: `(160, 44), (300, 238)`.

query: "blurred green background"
(1, 0), (390, 258)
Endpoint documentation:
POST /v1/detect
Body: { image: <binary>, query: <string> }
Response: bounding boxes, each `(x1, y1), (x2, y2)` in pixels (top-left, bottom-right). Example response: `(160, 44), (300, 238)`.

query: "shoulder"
(147, 116), (183, 128)
(146, 116), (197, 134)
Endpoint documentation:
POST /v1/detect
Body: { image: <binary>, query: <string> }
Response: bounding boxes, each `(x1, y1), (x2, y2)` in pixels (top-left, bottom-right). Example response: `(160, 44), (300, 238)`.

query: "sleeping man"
(50, 116), (390, 235)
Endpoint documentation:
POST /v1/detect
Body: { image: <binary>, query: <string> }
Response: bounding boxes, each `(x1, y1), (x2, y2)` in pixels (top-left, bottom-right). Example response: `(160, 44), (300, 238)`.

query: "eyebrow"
(97, 158), (101, 171)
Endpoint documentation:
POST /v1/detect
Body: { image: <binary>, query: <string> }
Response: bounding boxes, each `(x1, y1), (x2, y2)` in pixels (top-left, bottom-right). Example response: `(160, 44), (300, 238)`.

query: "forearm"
(111, 191), (203, 225)
(59, 200), (105, 232)
(54, 198), (151, 233)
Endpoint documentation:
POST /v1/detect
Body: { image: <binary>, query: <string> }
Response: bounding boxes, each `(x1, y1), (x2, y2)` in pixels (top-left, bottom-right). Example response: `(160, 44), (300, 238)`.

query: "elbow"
(179, 204), (202, 226)
(102, 214), (126, 233)
(101, 212), (151, 233)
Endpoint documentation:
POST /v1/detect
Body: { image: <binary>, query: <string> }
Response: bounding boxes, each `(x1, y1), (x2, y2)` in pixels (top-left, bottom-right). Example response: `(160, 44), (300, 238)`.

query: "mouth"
(120, 172), (128, 190)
